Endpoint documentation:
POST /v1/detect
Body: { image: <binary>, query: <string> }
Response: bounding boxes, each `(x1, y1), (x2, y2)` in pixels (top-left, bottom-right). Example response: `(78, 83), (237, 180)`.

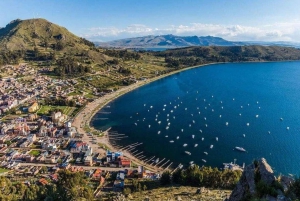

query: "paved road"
(19, 162), (135, 172)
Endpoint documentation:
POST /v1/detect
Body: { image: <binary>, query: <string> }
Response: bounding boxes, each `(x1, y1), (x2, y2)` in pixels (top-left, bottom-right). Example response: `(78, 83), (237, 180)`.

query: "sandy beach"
(72, 63), (216, 172)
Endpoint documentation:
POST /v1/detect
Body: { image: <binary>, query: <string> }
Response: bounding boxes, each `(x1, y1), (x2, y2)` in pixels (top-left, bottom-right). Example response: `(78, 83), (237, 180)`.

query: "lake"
(91, 61), (300, 175)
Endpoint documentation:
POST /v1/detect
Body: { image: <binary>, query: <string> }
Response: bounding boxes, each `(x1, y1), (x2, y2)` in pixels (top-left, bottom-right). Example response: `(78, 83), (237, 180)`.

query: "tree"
(123, 187), (131, 195)
(160, 171), (171, 185)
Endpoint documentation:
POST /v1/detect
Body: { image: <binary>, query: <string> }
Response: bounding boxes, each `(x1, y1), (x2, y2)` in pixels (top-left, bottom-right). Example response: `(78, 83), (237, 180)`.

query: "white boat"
(204, 117), (206, 120)
(166, 126), (169, 130)
(183, 144), (188, 147)
(163, 108), (165, 111)
(185, 151), (191, 155)
(235, 147), (246, 152)
(194, 144), (198, 147)
(210, 145), (213, 149)
(246, 123), (250, 126)
(205, 124), (208, 127)
(268, 131), (271, 134)
(144, 104), (146, 106)
(148, 125), (151, 128)
(165, 135), (168, 138)
(216, 137), (218, 141)
(185, 108), (187, 110)
(192, 135), (195, 139)
(167, 114), (169, 117)
(202, 159), (207, 163)
(219, 115), (222, 118)
(202, 137), (204, 141)
(150, 106), (153, 108)
(134, 123), (137, 126)
(243, 134), (246, 137)
(155, 158), (159, 163)
(212, 109), (214, 112)
(256, 115), (259, 118)
(157, 131), (161, 134)
(158, 121), (161, 124)
(176, 136), (179, 139)
(233, 98), (235, 101)
(181, 129), (184, 132)
(241, 106), (243, 108)
(189, 124), (191, 127)
(287, 127), (290, 130)
(189, 161), (194, 164)
(168, 122), (171, 126)
(239, 113), (242, 116)
(199, 129), (202, 133)
(193, 120), (195, 123)
(204, 152), (208, 155)
(280, 118), (283, 121)
(170, 140), (174, 143)
(164, 104), (166, 107)
(226, 122), (229, 126)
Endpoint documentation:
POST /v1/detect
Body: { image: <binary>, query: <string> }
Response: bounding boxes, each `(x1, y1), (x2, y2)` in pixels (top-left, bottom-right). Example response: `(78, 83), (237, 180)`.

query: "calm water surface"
(92, 61), (300, 175)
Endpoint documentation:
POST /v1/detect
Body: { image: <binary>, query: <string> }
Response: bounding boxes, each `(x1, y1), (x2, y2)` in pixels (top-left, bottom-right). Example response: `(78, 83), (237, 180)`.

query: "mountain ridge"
(96, 34), (244, 48)
(95, 34), (300, 49)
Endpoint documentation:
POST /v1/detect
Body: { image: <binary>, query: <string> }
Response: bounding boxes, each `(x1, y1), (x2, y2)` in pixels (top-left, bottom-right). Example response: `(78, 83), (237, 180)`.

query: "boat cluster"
(129, 90), (289, 167)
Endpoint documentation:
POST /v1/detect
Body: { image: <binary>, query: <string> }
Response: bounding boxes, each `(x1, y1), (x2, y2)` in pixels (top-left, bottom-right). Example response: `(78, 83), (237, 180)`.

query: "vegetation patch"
(0, 168), (9, 173)
(29, 150), (41, 157)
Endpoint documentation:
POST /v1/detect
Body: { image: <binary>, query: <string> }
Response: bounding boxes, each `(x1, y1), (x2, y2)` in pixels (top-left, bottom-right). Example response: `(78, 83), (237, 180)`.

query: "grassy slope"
(0, 18), (109, 63)
(164, 45), (300, 61)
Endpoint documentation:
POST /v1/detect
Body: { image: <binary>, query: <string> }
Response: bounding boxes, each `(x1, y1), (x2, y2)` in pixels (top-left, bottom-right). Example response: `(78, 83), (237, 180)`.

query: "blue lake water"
(91, 61), (300, 175)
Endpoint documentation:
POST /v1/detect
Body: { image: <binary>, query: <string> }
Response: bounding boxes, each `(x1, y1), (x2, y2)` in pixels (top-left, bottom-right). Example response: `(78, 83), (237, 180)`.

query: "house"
(118, 156), (131, 168)
(92, 169), (102, 180)
(28, 102), (39, 113)
(84, 156), (93, 166)
(106, 150), (123, 162)
(25, 155), (35, 163)
(38, 178), (48, 186)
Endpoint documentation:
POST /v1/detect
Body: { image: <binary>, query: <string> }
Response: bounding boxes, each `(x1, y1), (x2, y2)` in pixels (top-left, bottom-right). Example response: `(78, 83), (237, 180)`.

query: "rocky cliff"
(229, 158), (289, 201)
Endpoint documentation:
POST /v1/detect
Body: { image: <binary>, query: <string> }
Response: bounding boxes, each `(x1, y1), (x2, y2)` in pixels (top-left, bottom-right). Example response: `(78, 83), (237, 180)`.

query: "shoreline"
(72, 62), (219, 172)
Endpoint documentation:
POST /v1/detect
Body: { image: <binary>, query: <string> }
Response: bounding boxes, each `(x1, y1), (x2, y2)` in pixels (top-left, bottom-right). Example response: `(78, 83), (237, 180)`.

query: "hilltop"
(96, 34), (243, 48)
(0, 18), (109, 64)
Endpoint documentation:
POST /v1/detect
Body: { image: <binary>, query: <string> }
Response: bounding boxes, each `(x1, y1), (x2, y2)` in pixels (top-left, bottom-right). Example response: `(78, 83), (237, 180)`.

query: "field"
(126, 186), (231, 201)
(37, 105), (76, 116)
(29, 150), (41, 157)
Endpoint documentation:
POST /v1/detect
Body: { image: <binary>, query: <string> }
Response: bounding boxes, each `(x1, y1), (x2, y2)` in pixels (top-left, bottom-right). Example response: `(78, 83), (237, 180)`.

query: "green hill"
(154, 45), (300, 68)
(0, 18), (109, 65)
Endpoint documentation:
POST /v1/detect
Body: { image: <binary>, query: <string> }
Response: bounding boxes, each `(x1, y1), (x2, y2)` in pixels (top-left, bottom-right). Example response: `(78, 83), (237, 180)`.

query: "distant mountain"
(96, 34), (244, 48)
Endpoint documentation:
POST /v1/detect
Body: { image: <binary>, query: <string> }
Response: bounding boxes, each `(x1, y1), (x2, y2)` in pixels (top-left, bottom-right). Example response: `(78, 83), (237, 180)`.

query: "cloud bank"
(83, 21), (300, 42)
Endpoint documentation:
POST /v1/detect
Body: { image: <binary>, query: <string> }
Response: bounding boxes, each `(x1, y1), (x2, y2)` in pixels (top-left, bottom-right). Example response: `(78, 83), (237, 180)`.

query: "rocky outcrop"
(229, 163), (256, 201)
(259, 158), (275, 185)
(229, 158), (276, 201)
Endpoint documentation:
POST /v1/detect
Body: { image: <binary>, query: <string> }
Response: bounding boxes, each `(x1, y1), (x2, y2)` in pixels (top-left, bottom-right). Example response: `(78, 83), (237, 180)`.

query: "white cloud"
(83, 21), (300, 42)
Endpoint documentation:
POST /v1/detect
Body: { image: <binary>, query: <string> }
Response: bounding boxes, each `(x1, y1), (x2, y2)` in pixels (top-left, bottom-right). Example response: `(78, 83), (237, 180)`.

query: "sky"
(0, 0), (300, 42)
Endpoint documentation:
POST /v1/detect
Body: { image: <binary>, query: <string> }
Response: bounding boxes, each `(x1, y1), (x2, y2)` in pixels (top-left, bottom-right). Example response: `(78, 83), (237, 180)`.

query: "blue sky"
(0, 0), (300, 42)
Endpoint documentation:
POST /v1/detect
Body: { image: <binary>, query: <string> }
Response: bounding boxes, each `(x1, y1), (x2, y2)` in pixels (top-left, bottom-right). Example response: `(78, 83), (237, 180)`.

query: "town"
(0, 64), (162, 199)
